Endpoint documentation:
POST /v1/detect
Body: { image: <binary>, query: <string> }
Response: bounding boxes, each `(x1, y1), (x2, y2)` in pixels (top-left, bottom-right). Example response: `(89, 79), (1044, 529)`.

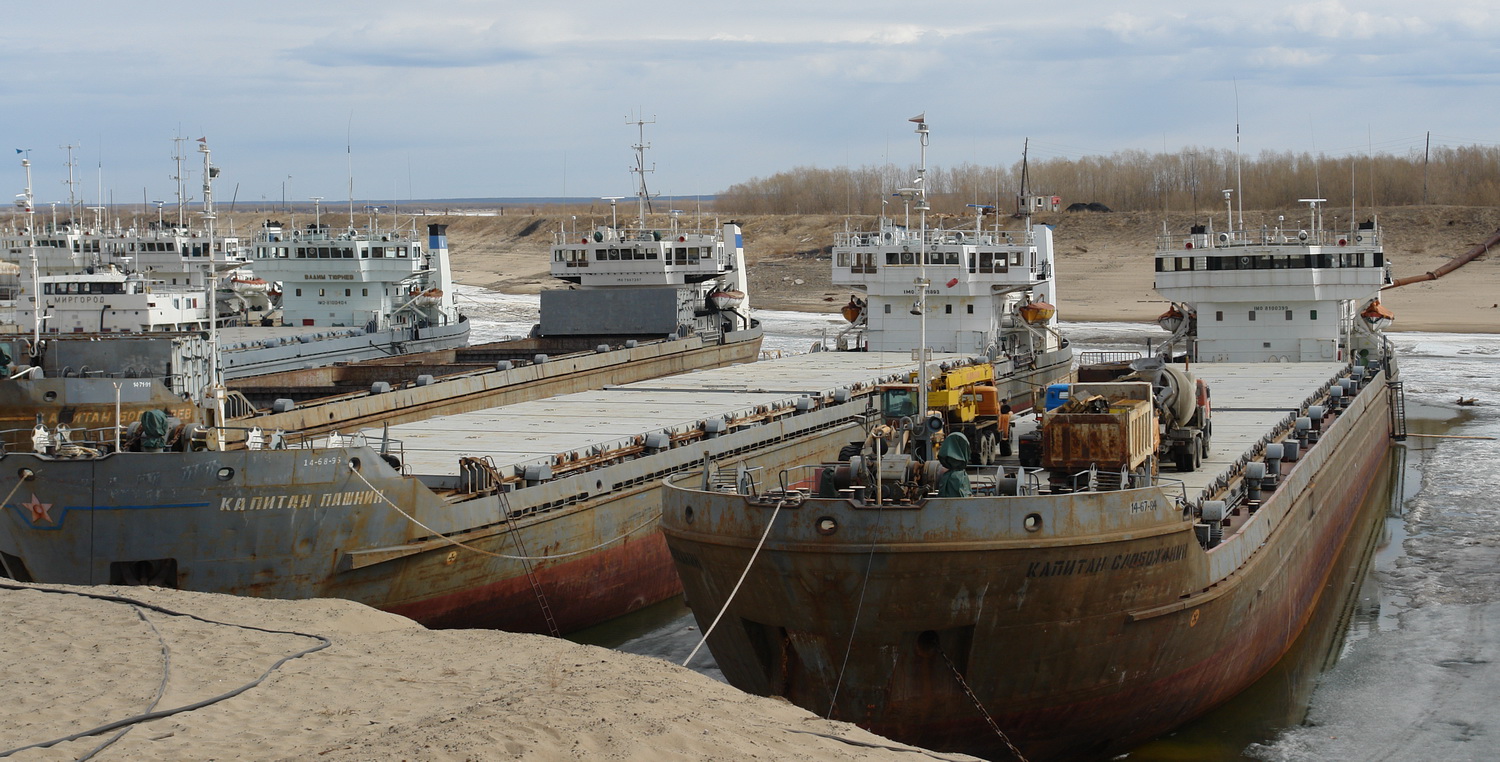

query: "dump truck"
(1030, 361), (1212, 480)
(1038, 382), (1159, 484)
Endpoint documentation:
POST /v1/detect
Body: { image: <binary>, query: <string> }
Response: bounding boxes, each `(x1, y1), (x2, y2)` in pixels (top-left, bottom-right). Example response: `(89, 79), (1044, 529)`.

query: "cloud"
(291, 22), (536, 68)
(1281, 0), (1428, 39)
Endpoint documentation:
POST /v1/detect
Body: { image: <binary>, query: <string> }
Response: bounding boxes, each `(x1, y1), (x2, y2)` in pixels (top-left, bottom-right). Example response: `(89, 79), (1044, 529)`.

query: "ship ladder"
(1388, 380), (1408, 442)
(496, 489), (560, 637)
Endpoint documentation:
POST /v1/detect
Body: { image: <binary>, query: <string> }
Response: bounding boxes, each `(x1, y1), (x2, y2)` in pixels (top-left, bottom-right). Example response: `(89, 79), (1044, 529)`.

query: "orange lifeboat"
(1157, 304), (1186, 332)
(413, 288), (444, 307)
(840, 296), (865, 324)
(709, 289), (745, 311)
(1018, 301), (1056, 324)
(1360, 300), (1394, 330)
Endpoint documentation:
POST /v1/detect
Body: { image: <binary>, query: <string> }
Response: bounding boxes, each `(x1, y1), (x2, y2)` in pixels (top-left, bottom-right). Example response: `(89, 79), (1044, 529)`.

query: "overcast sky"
(4, 0), (1496, 207)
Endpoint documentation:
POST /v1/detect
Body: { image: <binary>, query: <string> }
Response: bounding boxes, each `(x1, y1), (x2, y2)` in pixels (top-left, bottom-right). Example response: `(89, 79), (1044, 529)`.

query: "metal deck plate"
(1183, 362), (1346, 494)
(371, 351), (969, 476)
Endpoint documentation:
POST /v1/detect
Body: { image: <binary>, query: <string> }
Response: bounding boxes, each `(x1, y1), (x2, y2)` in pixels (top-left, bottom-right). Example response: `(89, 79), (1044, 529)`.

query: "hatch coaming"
(1194, 364), (1390, 585)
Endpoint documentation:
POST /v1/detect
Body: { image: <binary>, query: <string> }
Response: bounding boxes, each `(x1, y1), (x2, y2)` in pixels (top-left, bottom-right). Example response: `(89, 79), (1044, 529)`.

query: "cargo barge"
(660, 197), (1404, 760)
(0, 118), (1072, 635)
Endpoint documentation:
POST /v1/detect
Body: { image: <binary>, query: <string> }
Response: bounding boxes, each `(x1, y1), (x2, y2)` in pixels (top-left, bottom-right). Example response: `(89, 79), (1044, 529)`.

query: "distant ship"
(660, 196), (1404, 760)
(0, 141), (467, 441)
(0, 118), (1071, 638)
(0, 122), (769, 633)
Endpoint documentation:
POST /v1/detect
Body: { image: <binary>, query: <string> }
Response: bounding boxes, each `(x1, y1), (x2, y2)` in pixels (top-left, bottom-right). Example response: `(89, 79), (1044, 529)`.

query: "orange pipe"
(1385, 226), (1500, 289)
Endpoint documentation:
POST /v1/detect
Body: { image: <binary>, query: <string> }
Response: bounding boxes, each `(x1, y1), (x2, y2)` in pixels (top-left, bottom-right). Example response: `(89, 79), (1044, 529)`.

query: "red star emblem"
(21, 494), (52, 524)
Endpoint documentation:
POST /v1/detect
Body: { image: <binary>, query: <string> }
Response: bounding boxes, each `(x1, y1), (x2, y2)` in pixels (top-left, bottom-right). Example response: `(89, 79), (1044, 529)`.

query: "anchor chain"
(935, 644), (1030, 762)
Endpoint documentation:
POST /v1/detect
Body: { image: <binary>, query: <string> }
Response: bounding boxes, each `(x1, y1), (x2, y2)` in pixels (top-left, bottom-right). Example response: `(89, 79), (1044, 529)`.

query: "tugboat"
(660, 192), (1401, 760)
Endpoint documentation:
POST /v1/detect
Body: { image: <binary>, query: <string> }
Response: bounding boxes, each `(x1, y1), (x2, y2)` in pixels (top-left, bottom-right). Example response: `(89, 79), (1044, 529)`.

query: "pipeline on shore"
(1384, 227), (1500, 289)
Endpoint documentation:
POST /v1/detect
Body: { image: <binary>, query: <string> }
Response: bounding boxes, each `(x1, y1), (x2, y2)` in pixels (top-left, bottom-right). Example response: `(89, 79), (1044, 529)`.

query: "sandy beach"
(0, 582), (979, 761)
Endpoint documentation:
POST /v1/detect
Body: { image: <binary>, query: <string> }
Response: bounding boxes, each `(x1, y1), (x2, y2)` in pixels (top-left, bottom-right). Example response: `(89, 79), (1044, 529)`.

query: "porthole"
(43, 391), (57, 402)
(683, 505), (695, 524)
(915, 630), (940, 655)
(816, 516), (838, 535)
(216, 467), (234, 481)
(1023, 513), (1043, 532)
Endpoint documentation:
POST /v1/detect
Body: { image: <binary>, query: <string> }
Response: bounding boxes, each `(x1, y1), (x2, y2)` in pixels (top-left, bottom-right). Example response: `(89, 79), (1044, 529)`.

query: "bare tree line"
(715, 146), (1500, 214)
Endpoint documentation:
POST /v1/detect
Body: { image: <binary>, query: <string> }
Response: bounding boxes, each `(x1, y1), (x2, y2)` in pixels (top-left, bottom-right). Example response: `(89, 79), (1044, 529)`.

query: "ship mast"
(198, 138), (226, 451)
(628, 114), (655, 232)
(172, 136), (187, 229)
(61, 142), (79, 226)
(910, 114), (931, 459)
(19, 151), (40, 359)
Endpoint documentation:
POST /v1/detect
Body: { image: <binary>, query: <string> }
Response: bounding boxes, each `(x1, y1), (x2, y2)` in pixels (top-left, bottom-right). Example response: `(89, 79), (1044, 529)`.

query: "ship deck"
(1185, 362), (1344, 493)
(1007, 361), (1347, 497)
(368, 351), (968, 477)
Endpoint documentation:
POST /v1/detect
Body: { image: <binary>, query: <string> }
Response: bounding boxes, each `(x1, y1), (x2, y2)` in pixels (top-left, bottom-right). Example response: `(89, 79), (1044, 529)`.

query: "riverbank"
(0, 582), (976, 761)
(400, 205), (1500, 333)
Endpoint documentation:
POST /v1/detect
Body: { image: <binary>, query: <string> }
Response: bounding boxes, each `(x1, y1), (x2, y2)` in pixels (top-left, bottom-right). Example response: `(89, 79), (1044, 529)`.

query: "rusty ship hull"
(661, 359), (1396, 760)
(0, 348), (1077, 633)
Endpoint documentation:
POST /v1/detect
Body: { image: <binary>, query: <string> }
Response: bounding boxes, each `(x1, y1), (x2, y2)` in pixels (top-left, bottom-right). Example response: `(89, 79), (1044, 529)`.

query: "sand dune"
(0, 583), (978, 761)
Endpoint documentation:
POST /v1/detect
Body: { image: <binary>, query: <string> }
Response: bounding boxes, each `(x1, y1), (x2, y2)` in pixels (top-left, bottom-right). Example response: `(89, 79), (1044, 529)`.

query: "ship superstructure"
(832, 206), (1062, 359)
(659, 196), (1403, 760)
(1154, 197), (1390, 362)
(545, 118), (751, 344)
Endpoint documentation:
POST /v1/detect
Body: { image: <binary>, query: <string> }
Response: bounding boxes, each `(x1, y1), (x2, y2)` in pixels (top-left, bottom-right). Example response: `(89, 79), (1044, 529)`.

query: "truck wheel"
(977, 431), (996, 466)
(1176, 447), (1194, 472)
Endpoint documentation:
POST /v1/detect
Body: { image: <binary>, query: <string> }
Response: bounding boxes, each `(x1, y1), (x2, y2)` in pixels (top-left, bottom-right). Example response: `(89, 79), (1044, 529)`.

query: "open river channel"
(457, 285), (1500, 761)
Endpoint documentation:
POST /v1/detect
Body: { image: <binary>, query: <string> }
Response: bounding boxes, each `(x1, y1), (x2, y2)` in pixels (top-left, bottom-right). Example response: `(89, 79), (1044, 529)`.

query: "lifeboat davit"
(229, 276), (269, 294)
(1361, 300), (1394, 330)
(709, 289), (745, 311)
(1018, 301), (1056, 324)
(1158, 304), (1186, 333)
(840, 296), (865, 324)
(413, 288), (444, 307)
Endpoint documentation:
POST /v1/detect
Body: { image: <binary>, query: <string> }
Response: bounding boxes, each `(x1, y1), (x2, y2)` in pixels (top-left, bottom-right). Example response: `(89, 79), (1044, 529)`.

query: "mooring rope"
(0, 477), (30, 514)
(348, 461), (658, 562)
(0, 582), (329, 758)
(682, 498), (787, 667)
(825, 503), (887, 719)
(75, 605), (172, 761)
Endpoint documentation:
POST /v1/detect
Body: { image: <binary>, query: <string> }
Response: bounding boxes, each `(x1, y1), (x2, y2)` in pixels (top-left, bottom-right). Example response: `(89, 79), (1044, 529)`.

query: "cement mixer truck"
(1143, 360), (1212, 472)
